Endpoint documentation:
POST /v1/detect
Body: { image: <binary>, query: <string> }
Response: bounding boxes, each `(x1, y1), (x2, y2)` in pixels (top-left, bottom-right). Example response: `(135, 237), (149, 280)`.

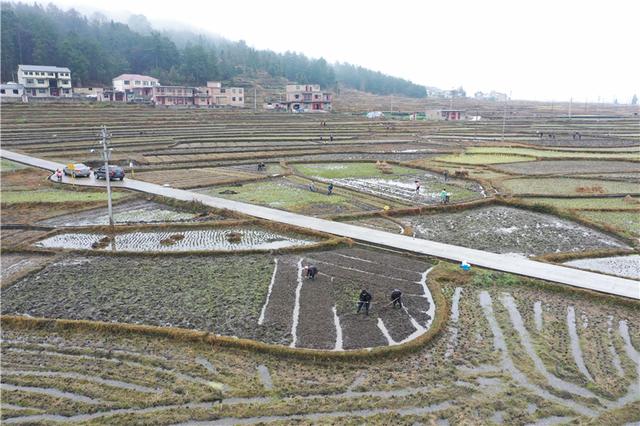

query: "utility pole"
(97, 126), (114, 227)
(568, 97), (572, 120)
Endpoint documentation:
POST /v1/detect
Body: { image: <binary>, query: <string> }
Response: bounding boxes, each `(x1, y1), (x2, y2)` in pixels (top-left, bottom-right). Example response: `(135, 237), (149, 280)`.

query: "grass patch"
(517, 197), (640, 210)
(0, 159), (28, 172)
(1, 189), (127, 204)
(468, 146), (639, 160)
(500, 178), (640, 196)
(294, 162), (420, 179)
(575, 211), (640, 237)
(202, 180), (353, 211)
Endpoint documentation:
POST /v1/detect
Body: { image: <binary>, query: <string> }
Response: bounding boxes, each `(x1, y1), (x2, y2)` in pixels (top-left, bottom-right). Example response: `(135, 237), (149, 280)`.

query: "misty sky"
(48, 0), (639, 102)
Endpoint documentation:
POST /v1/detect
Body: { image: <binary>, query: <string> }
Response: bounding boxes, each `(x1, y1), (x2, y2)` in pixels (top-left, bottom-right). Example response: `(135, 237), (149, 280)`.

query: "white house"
(112, 74), (160, 92)
(17, 65), (72, 97)
(0, 83), (25, 98)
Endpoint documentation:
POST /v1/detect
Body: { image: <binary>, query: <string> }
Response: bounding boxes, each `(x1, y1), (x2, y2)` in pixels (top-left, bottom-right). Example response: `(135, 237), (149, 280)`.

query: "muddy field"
(37, 199), (202, 227)
(34, 227), (316, 252)
(564, 255), (640, 280)
(1, 264), (638, 425)
(0, 253), (55, 285)
(403, 206), (628, 256)
(493, 160), (640, 176)
(2, 246), (436, 350)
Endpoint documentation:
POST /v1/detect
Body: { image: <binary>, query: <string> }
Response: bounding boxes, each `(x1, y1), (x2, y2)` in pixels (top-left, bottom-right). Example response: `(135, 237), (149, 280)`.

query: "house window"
(238, 97), (242, 101)
(232, 97), (236, 101)
(13, 89), (19, 94)
(0, 89), (5, 94)
(124, 80), (130, 85)
(315, 95), (319, 99)
(143, 81), (149, 86)
(38, 79), (45, 84)
(135, 81), (141, 85)
(295, 94), (299, 99)
(38, 89), (46, 93)
(221, 89), (226, 93)
(63, 89), (69, 94)
(27, 79), (33, 84)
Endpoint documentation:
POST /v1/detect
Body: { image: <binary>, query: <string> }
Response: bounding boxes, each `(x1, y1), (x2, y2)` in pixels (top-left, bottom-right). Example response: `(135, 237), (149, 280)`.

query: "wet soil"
(493, 160), (640, 176)
(404, 206), (628, 256)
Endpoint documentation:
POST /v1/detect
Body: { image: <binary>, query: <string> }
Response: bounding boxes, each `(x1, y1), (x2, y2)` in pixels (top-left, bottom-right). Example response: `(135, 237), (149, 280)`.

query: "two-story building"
(284, 84), (332, 112)
(198, 82), (244, 107)
(17, 65), (72, 97)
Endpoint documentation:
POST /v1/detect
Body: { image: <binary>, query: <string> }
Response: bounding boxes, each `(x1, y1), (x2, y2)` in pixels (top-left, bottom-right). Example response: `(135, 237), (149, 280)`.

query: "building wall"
(18, 66), (73, 97)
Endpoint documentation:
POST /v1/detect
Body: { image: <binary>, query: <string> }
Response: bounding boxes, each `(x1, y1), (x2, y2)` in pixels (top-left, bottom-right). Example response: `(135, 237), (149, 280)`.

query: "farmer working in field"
(391, 289), (403, 308)
(327, 182), (334, 195)
(415, 180), (421, 194)
(304, 265), (318, 280)
(357, 289), (372, 315)
(440, 189), (447, 204)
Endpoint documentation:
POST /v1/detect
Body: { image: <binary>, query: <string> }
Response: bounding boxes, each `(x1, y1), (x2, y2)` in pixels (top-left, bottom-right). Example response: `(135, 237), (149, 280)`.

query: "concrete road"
(2, 148), (638, 300)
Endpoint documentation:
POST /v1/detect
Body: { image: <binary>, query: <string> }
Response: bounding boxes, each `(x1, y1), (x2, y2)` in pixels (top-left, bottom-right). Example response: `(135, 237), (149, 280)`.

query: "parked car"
(94, 165), (125, 181)
(63, 163), (91, 177)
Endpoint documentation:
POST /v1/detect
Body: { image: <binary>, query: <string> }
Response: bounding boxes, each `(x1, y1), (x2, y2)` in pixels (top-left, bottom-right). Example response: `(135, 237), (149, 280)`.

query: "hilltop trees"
(0, 2), (427, 98)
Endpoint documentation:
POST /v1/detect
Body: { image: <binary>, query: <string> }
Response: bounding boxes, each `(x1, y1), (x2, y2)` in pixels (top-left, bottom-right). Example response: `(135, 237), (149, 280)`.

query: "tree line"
(0, 2), (427, 98)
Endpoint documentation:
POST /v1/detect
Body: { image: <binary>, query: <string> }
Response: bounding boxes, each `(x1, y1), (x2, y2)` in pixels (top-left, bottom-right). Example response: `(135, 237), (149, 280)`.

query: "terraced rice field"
(1, 264), (638, 425)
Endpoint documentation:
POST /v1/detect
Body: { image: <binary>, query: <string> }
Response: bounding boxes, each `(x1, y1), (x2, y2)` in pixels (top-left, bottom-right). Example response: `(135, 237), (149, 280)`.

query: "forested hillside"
(0, 2), (427, 97)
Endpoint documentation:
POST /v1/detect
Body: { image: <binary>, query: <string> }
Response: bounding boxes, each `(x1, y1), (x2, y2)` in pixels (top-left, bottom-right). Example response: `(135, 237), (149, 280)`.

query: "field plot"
(493, 160), (640, 176)
(576, 211), (640, 238)
(2, 246), (436, 350)
(197, 178), (387, 215)
(517, 197), (640, 211)
(500, 177), (640, 196)
(467, 146), (639, 160)
(1, 264), (638, 425)
(564, 255), (640, 280)
(434, 153), (534, 165)
(35, 227), (317, 252)
(295, 162), (483, 205)
(402, 206), (628, 255)
(134, 165), (278, 189)
(37, 199), (203, 227)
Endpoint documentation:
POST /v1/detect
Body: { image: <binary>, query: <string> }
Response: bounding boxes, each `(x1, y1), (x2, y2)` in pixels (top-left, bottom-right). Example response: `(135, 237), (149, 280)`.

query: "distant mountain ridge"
(0, 2), (428, 98)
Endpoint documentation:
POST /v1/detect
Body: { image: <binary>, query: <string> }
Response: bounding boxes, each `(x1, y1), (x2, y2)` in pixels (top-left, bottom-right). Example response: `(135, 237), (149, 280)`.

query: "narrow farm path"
(2, 149), (637, 299)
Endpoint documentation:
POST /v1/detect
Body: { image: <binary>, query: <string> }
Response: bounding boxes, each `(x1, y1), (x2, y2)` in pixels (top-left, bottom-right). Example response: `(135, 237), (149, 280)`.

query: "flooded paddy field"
(401, 206), (628, 256)
(564, 255), (640, 280)
(34, 227), (317, 252)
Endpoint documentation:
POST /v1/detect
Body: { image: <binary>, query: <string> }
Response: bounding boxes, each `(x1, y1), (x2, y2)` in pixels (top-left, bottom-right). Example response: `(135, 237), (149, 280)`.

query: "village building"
(198, 82), (244, 107)
(425, 109), (465, 121)
(17, 65), (72, 97)
(284, 84), (332, 112)
(74, 87), (106, 101)
(0, 83), (25, 101)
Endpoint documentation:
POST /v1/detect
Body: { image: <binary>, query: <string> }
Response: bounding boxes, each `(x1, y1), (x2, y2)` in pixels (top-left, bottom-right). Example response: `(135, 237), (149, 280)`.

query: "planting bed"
(575, 211), (640, 237)
(37, 200), (202, 227)
(2, 246), (436, 350)
(563, 255), (640, 280)
(34, 227), (317, 252)
(403, 206), (628, 256)
(493, 160), (640, 176)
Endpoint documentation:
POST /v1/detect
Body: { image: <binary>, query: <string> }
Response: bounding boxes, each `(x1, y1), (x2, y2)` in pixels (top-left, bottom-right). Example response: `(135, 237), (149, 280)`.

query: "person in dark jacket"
(391, 289), (402, 308)
(327, 182), (334, 195)
(304, 265), (318, 280)
(357, 290), (372, 315)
